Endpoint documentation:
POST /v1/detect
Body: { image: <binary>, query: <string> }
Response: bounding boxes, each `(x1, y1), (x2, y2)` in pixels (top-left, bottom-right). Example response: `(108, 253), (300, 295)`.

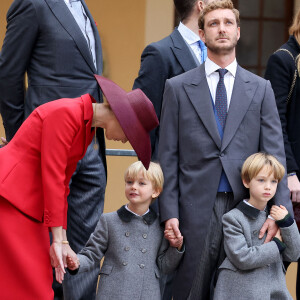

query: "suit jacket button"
(139, 264), (145, 269)
(125, 232), (130, 237)
(141, 248), (147, 253)
(124, 246), (130, 251)
(122, 262), (128, 266)
(142, 234), (147, 239)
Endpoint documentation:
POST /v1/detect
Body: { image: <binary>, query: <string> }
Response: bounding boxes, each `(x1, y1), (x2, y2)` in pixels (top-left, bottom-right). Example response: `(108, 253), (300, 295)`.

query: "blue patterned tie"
(215, 69), (228, 129)
(198, 40), (207, 63)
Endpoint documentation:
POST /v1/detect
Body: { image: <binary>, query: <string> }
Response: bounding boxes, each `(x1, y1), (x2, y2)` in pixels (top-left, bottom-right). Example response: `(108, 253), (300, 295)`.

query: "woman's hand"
(50, 241), (65, 283)
(62, 243), (78, 269)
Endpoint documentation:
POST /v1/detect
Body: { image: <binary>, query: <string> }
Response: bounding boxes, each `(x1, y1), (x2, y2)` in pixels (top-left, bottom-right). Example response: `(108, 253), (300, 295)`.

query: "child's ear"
(242, 179), (250, 189)
(152, 189), (161, 199)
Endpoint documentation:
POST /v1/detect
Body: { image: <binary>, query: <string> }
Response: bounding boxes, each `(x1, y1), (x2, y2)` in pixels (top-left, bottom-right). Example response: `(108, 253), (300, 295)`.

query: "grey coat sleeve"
(222, 214), (281, 270)
(156, 236), (184, 274)
(281, 221), (300, 262)
(77, 214), (108, 273)
(0, 0), (39, 140)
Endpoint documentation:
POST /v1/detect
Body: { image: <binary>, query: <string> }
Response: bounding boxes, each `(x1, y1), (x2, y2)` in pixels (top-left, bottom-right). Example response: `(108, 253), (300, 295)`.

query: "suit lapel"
(221, 66), (258, 151)
(44, 0), (97, 73)
(170, 29), (198, 72)
(81, 0), (103, 74)
(183, 65), (221, 149)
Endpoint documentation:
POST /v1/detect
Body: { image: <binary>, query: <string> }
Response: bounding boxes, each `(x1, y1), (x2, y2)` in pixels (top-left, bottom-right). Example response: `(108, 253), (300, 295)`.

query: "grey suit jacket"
(214, 201), (300, 300)
(133, 29), (198, 158)
(77, 206), (184, 300)
(0, 0), (105, 165)
(158, 63), (292, 299)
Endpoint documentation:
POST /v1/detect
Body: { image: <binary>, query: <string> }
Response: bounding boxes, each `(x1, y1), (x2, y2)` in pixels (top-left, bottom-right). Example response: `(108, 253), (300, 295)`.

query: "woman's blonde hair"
(124, 161), (164, 199)
(290, 8), (300, 45)
(241, 152), (285, 184)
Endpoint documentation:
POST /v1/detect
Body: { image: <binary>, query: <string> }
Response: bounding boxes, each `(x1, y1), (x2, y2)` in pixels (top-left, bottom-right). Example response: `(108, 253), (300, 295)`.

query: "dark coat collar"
(117, 205), (157, 225)
(236, 201), (265, 220)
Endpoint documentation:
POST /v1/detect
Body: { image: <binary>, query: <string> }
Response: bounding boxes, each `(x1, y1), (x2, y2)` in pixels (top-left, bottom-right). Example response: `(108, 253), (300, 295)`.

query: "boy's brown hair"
(241, 152), (285, 184)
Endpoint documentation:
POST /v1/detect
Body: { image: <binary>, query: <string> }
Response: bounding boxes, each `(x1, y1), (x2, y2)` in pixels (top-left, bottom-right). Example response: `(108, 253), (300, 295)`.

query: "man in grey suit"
(133, 0), (212, 159)
(0, 0), (105, 299)
(158, 1), (293, 299)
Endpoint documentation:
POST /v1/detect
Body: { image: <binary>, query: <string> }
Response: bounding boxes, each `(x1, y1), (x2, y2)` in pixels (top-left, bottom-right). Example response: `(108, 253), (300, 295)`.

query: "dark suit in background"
(265, 34), (300, 299)
(0, 0), (106, 299)
(133, 28), (198, 159)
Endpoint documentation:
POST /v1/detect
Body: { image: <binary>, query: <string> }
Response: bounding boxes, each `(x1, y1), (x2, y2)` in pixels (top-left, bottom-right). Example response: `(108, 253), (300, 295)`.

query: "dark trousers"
(188, 192), (233, 300)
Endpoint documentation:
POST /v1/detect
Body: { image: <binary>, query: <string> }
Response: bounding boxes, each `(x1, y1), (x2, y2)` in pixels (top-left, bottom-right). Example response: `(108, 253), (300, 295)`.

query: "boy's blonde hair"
(198, 0), (240, 30)
(241, 152), (285, 184)
(124, 161), (164, 199)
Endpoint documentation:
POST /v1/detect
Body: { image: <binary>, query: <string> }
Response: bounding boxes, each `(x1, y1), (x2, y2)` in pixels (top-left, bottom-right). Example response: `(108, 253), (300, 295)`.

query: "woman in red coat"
(0, 75), (158, 300)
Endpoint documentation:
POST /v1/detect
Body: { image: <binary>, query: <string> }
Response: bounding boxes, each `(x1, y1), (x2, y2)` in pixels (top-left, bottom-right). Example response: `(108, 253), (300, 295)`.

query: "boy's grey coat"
(214, 201), (300, 300)
(77, 206), (184, 300)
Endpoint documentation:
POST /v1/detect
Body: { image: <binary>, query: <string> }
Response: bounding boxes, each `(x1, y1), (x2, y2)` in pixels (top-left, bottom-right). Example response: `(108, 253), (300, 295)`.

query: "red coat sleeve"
(41, 107), (80, 228)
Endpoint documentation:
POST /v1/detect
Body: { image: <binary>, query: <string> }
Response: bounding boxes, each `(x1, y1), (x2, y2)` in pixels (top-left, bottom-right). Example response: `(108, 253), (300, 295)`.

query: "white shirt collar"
(243, 199), (266, 211)
(178, 22), (200, 45)
(205, 57), (237, 77)
(125, 204), (149, 217)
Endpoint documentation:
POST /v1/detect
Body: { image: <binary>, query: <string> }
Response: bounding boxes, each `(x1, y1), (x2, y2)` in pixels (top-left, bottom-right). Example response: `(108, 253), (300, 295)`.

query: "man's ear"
(197, 1), (204, 12)
(199, 29), (205, 43)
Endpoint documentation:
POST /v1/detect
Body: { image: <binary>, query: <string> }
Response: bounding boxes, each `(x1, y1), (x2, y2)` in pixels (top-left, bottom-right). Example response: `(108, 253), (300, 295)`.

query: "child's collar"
(236, 200), (266, 219)
(117, 205), (157, 225)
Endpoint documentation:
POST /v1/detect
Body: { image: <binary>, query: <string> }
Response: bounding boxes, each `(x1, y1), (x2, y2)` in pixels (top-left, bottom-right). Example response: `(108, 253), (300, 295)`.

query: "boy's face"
(125, 171), (160, 209)
(243, 166), (278, 210)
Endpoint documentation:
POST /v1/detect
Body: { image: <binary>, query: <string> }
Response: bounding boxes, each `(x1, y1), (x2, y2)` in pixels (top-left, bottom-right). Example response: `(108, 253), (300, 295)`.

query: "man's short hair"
(198, 0), (240, 30)
(241, 152), (285, 184)
(174, 0), (207, 21)
(124, 161), (164, 201)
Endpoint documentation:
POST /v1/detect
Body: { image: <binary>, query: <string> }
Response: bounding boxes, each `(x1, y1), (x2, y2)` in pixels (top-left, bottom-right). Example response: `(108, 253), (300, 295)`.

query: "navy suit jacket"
(0, 0), (106, 168)
(133, 28), (198, 158)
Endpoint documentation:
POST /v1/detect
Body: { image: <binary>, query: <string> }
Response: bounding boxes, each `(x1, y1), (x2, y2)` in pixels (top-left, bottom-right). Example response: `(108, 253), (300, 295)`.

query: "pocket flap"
(100, 264), (113, 275)
(219, 258), (237, 271)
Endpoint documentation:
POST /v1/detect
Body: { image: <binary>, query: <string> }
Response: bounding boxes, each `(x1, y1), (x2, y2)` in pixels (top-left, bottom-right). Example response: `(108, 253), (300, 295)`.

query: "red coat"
(0, 94), (95, 228)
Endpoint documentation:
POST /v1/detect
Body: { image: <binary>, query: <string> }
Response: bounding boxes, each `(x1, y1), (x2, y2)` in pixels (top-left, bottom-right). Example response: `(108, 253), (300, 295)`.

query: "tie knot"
(218, 68), (228, 79)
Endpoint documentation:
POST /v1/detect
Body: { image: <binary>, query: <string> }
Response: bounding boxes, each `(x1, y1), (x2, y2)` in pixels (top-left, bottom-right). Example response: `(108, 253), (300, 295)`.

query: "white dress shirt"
(178, 22), (203, 64)
(205, 58), (237, 109)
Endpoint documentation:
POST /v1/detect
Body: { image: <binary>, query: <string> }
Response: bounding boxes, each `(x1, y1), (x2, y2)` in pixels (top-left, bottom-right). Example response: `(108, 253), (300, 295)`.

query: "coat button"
(142, 233), (147, 239)
(122, 262), (128, 266)
(141, 249), (147, 253)
(125, 232), (130, 237)
(124, 246), (130, 251)
(139, 264), (145, 269)
(143, 220), (147, 225)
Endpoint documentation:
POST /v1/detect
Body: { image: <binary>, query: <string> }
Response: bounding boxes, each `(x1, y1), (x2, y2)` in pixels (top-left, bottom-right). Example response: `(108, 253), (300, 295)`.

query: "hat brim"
(94, 75), (151, 169)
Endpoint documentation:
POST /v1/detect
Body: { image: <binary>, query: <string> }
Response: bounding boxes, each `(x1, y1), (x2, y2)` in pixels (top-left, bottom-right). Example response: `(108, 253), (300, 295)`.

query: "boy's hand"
(164, 227), (183, 250)
(66, 255), (80, 270)
(270, 205), (288, 221)
(274, 228), (282, 242)
(165, 218), (182, 247)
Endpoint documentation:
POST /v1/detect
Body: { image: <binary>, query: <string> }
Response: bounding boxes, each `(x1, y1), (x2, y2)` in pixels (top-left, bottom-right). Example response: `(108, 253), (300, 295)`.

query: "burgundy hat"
(94, 75), (159, 169)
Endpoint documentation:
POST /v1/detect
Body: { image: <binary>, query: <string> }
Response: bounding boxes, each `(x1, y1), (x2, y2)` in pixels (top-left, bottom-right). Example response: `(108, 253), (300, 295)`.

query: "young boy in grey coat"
(66, 161), (184, 300)
(214, 152), (300, 300)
